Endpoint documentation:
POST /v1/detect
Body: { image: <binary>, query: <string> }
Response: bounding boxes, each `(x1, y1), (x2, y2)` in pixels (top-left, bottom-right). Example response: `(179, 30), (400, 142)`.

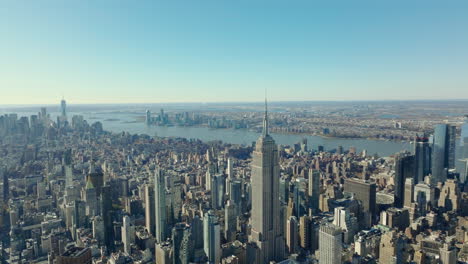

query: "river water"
(92, 113), (411, 157)
(1, 108), (412, 157)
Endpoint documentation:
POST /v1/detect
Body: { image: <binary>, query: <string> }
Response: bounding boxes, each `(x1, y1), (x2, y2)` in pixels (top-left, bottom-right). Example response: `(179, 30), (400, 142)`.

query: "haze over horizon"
(1, 1), (468, 104)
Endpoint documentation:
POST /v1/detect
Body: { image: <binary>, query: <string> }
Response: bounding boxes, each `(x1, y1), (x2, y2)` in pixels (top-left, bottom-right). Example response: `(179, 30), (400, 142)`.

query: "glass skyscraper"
(432, 124), (456, 183)
(461, 115), (468, 159)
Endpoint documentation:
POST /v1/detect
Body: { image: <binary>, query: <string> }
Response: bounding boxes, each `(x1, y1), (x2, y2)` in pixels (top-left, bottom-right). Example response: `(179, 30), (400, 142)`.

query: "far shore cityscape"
(0, 98), (467, 264)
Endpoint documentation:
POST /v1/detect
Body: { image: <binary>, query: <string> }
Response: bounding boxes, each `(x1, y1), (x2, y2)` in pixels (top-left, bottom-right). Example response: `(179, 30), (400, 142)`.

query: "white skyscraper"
(248, 99), (285, 263)
(319, 224), (342, 264)
(122, 215), (134, 254)
(333, 207), (357, 244)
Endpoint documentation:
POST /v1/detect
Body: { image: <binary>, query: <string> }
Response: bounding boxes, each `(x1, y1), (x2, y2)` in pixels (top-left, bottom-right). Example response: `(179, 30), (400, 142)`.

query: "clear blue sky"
(1, 1), (467, 104)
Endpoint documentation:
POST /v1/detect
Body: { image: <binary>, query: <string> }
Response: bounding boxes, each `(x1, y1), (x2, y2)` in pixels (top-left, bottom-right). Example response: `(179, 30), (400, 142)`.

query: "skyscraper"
(343, 178), (376, 227)
(286, 216), (298, 254)
(403, 178), (414, 209)
(62, 149), (73, 188)
(333, 207), (357, 244)
(100, 185), (114, 250)
(249, 100), (285, 263)
(155, 168), (168, 244)
(122, 215), (134, 254)
(60, 99), (67, 119)
(394, 152), (415, 208)
(172, 223), (193, 264)
(432, 124), (456, 182)
(461, 117), (468, 156)
(299, 216), (314, 251)
(459, 116), (468, 183)
(146, 110), (151, 125)
(414, 135), (431, 183)
(144, 184), (155, 236)
(224, 200), (237, 242)
(308, 168), (320, 213)
(461, 115), (468, 147)
(228, 179), (242, 215)
(319, 224), (342, 264)
(203, 210), (221, 264)
(211, 173), (225, 210)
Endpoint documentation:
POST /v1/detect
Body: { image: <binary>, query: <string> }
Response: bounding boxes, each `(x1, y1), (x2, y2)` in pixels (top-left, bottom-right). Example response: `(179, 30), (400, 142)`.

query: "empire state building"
(249, 100), (285, 263)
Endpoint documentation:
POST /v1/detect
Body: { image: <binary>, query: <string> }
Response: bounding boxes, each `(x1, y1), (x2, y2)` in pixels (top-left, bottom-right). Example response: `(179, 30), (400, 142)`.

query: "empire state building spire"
(263, 97), (269, 137)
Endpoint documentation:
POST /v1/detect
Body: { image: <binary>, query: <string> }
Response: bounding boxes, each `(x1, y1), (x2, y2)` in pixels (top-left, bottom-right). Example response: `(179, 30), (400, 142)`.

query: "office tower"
(229, 179), (242, 214)
(191, 215), (204, 250)
(155, 168), (168, 243)
(100, 185), (114, 250)
(379, 231), (407, 264)
(292, 178), (307, 217)
(432, 124), (456, 182)
(415, 190), (427, 217)
(394, 152), (415, 208)
(211, 173), (225, 209)
(439, 243), (457, 264)
(62, 149), (74, 188)
(227, 157), (233, 179)
(249, 100), (285, 263)
(460, 158), (468, 184)
(40, 107), (47, 120)
(300, 138), (308, 152)
(403, 178), (414, 208)
(204, 210), (221, 264)
(319, 224), (342, 264)
(343, 178), (376, 227)
(172, 223), (193, 264)
(308, 169), (320, 213)
(299, 216), (312, 250)
(1, 166), (8, 202)
(333, 207), (358, 244)
(225, 200), (237, 242)
(122, 215), (134, 254)
(461, 116), (468, 157)
(92, 216), (105, 245)
(462, 115), (468, 147)
(82, 179), (98, 217)
(144, 184), (155, 236)
(225, 158), (234, 195)
(73, 200), (86, 229)
(86, 165), (104, 197)
(447, 125), (456, 169)
(60, 99), (67, 118)
(279, 176), (289, 205)
(146, 110), (151, 125)
(414, 135), (431, 183)
(286, 216), (299, 254)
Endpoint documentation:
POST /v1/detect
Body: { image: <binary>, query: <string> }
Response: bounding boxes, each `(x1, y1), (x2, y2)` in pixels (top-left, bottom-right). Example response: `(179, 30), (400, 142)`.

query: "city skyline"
(1, 1), (468, 263)
(1, 1), (468, 104)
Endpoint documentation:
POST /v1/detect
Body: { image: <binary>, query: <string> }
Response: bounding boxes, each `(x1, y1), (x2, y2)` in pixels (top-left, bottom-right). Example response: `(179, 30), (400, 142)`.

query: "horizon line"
(1, 98), (468, 107)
